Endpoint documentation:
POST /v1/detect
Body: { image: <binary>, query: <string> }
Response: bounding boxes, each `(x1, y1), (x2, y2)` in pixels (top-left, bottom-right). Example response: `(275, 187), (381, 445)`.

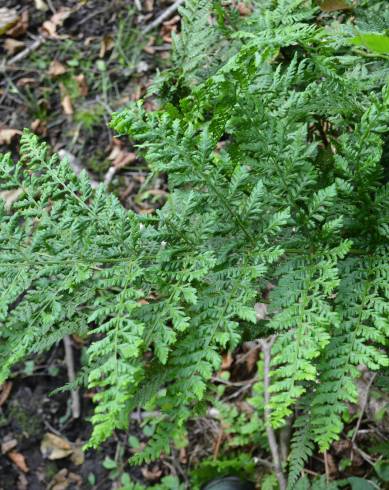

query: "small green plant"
(1, 0), (388, 487)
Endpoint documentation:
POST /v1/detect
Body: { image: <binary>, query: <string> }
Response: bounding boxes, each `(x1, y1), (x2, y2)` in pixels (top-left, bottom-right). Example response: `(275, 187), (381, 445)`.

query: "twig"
(63, 335), (80, 419)
(104, 166), (117, 187)
(134, 0), (142, 10)
(259, 336), (287, 490)
(323, 451), (329, 483)
(280, 415), (293, 464)
(254, 456), (275, 469)
(352, 372), (377, 443)
(142, 0), (185, 34)
(5, 36), (44, 67)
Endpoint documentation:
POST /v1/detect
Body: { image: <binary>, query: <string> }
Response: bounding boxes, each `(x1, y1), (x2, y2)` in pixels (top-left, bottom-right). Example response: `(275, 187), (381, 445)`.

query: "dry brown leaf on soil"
(31, 118), (48, 136)
(0, 128), (22, 145)
(74, 73), (88, 96)
(236, 2), (252, 15)
(8, 451), (29, 473)
(318, 0), (354, 11)
(34, 0), (49, 12)
(141, 466), (163, 481)
(40, 433), (73, 460)
(0, 381), (13, 406)
(0, 188), (23, 211)
(41, 8), (73, 38)
(16, 77), (37, 87)
(48, 468), (82, 490)
(1, 438), (18, 454)
(4, 38), (25, 55)
(108, 138), (137, 168)
(0, 8), (19, 36)
(145, 0), (155, 12)
(48, 59), (67, 76)
(7, 10), (28, 38)
(99, 34), (114, 58)
(61, 95), (73, 116)
(221, 352), (233, 370)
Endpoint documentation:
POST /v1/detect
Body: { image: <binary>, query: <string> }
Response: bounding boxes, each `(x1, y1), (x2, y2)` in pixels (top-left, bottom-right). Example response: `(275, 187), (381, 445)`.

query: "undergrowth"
(1, 0), (389, 487)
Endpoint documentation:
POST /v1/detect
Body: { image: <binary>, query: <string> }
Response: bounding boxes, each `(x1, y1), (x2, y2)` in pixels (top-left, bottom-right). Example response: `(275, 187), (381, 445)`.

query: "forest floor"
(0, 1), (388, 489)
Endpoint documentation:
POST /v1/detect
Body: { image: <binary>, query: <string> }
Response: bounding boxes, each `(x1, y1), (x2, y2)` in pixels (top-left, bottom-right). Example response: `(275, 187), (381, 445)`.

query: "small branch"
(280, 415), (293, 464)
(142, 0), (185, 34)
(259, 336), (287, 490)
(63, 335), (80, 419)
(352, 372), (377, 443)
(5, 36), (44, 67)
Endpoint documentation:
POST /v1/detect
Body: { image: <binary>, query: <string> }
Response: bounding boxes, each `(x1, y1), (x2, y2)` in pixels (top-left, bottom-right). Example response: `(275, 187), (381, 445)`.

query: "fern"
(1, 0), (388, 483)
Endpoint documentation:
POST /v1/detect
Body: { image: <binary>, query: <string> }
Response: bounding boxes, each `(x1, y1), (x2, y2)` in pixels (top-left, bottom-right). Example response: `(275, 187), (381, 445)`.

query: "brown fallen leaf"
(0, 128), (22, 145)
(99, 34), (114, 58)
(318, 0), (353, 11)
(41, 8), (72, 38)
(41, 433), (73, 460)
(48, 469), (82, 490)
(61, 95), (73, 116)
(108, 138), (137, 168)
(0, 188), (24, 211)
(31, 119), (47, 136)
(236, 2), (252, 15)
(0, 381), (13, 406)
(16, 77), (37, 87)
(7, 10), (28, 38)
(48, 60), (67, 77)
(74, 73), (88, 96)
(34, 0), (49, 11)
(145, 0), (154, 12)
(4, 38), (25, 55)
(8, 451), (29, 473)
(0, 8), (19, 36)
(141, 466), (162, 482)
(1, 438), (17, 454)
(221, 352), (233, 370)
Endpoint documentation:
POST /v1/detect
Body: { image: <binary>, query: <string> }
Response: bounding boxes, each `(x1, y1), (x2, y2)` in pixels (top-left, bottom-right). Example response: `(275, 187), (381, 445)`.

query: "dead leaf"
(255, 302), (268, 321)
(0, 8), (19, 36)
(69, 446), (84, 466)
(318, 0), (353, 11)
(0, 128), (22, 145)
(8, 451), (29, 473)
(1, 438), (17, 454)
(4, 38), (24, 55)
(221, 352), (233, 370)
(75, 74), (88, 96)
(16, 77), (37, 87)
(31, 118), (47, 136)
(161, 15), (180, 43)
(236, 3), (252, 15)
(48, 60), (67, 77)
(34, 0), (49, 11)
(0, 381), (13, 406)
(179, 447), (187, 464)
(108, 138), (137, 168)
(61, 95), (73, 116)
(41, 433), (73, 460)
(7, 10), (28, 38)
(141, 466), (162, 481)
(0, 189), (23, 211)
(99, 35), (114, 58)
(143, 36), (156, 54)
(145, 0), (154, 12)
(41, 8), (72, 38)
(48, 469), (82, 490)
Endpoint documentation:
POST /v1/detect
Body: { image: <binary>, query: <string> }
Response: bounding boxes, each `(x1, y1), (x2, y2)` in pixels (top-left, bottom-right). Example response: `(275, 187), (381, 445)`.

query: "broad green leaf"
(350, 34), (389, 54)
